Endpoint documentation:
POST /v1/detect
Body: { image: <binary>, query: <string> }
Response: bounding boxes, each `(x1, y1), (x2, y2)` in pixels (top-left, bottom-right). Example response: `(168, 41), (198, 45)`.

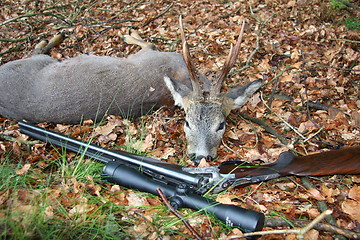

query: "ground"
(0, 0), (359, 239)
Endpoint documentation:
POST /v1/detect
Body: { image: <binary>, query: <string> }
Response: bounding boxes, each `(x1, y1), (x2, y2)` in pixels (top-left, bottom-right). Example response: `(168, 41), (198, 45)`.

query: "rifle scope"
(103, 160), (265, 232)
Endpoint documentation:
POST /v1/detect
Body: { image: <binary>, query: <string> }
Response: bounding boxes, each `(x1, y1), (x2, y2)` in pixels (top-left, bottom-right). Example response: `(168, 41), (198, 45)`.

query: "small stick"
(260, 92), (306, 140)
(156, 188), (203, 240)
(235, 112), (288, 145)
(142, 3), (173, 27)
(228, 209), (333, 239)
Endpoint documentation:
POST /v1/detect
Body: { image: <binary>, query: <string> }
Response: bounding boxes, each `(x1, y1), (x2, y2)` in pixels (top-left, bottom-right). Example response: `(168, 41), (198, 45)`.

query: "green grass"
(0, 153), (132, 239)
(321, 0), (360, 32)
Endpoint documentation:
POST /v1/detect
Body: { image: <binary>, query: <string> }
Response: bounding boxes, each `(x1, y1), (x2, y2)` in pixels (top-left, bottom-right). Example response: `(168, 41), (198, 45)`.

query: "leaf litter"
(0, 0), (359, 239)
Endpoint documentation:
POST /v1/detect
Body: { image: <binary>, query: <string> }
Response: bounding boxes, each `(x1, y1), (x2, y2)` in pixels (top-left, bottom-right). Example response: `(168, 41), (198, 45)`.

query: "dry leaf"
(126, 192), (148, 206)
(351, 110), (360, 127)
(16, 164), (31, 175)
(110, 185), (121, 192)
(227, 228), (244, 239)
(348, 185), (360, 201)
(342, 199), (360, 222)
(69, 203), (95, 215)
(216, 194), (233, 204)
(197, 158), (210, 167)
(307, 208), (320, 219)
(160, 147), (176, 159)
(94, 124), (115, 136)
(45, 206), (54, 218)
(304, 229), (319, 240)
(352, 176), (360, 183)
(307, 188), (325, 201)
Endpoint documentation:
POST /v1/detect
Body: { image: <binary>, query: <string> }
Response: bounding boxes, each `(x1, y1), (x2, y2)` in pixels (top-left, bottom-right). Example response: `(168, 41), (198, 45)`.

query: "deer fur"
(0, 33), (192, 123)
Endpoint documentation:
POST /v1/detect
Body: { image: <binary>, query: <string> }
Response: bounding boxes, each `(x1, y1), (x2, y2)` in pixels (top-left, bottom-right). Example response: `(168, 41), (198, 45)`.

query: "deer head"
(164, 17), (263, 165)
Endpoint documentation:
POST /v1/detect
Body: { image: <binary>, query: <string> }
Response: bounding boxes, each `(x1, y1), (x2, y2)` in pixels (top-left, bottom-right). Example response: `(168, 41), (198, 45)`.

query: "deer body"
(0, 20), (262, 164)
(0, 42), (191, 123)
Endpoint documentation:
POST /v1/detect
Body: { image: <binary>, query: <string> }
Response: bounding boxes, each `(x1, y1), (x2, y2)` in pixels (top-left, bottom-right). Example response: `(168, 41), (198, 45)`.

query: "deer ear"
(226, 79), (263, 109)
(164, 76), (192, 108)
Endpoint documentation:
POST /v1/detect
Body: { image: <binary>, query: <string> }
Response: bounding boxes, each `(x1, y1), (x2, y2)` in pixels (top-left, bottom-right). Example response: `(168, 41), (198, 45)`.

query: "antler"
(179, 16), (202, 96)
(211, 20), (246, 96)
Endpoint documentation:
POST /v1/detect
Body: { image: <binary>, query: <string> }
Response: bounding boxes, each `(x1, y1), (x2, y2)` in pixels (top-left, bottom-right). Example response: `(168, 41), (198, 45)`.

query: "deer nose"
(190, 154), (213, 166)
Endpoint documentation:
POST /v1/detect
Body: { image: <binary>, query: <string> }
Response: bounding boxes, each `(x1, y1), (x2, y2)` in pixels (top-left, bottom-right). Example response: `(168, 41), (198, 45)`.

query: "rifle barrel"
(18, 121), (203, 187)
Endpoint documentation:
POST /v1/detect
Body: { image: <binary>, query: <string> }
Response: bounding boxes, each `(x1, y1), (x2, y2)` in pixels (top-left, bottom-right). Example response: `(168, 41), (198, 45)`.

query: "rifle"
(18, 121), (265, 233)
(18, 121), (360, 231)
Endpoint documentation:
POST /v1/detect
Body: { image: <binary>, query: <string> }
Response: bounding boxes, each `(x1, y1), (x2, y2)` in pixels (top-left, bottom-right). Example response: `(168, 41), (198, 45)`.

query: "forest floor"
(0, 0), (359, 239)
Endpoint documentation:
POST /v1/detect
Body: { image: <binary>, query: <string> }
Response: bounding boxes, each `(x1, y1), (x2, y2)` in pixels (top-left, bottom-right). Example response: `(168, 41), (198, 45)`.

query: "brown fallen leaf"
(351, 110), (360, 127)
(94, 124), (115, 136)
(307, 188), (326, 201)
(126, 192), (149, 207)
(342, 199), (360, 222)
(16, 163), (31, 175)
(44, 206), (54, 218)
(216, 194), (233, 204)
(307, 208), (320, 219)
(71, 125), (91, 136)
(69, 203), (96, 216)
(348, 185), (360, 201)
(305, 229), (319, 240)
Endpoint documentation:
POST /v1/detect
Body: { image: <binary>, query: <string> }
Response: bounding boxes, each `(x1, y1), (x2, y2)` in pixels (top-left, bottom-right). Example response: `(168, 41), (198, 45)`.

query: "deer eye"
(217, 122), (225, 131)
(184, 120), (191, 129)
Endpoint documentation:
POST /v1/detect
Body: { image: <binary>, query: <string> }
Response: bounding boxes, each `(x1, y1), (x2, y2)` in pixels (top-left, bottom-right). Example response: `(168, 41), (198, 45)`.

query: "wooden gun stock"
(219, 146), (360, 180)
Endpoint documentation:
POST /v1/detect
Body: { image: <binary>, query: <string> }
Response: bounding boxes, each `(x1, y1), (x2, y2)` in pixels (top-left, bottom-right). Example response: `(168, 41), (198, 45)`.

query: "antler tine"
(211, 20), (246, 95)
(179, 16), (202, 95)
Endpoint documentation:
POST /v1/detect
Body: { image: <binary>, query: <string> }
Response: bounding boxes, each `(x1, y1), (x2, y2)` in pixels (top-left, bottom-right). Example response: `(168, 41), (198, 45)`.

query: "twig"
(300, 85), (321, 129)
(265, 217), (360, 239)
(305, 60), (360, 72)
(0, 45), (22, 57)
(235, 112), (288, 145)
(0, 36), (29, 43)
(303, 126), (325, 144)
(329, 38), (360, 44)
(264, 65), (292, 86)
(266, 76), (279, 113)
(195, 6), (242, 31)
(0, 11), (69, 27)
(229, 209), (333, 239)
(142, 2), (173, 27)
(260, 92), (306, 140)
(235, 6), (275, 74)
(298, 210), (332, 238)
(156, 188), (203, 240)
(263, 65), (292, 117)
(0, 134), (40, 145)
(301, 177), (347, 240)
(109, 0), (146, 20)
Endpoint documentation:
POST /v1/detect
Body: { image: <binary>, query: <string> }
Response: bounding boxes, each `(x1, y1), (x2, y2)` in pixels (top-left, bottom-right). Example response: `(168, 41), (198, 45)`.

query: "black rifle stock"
(18, 121), (265, 232)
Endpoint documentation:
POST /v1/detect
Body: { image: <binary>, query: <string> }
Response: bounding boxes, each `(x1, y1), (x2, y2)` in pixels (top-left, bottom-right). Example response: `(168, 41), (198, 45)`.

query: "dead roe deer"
(0, 18), (262, 164)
